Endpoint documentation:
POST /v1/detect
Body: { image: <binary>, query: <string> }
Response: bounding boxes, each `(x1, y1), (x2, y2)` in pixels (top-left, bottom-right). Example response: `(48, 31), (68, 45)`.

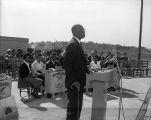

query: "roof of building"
(0, 36), (29, 42)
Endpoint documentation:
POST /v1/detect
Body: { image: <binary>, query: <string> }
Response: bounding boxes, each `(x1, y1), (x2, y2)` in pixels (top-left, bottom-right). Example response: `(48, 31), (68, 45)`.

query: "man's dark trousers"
(66, 87), (84, 120)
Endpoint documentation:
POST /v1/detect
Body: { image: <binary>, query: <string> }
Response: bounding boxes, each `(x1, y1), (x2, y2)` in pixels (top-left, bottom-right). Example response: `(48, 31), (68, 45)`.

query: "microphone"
(113, 48), (117, 59)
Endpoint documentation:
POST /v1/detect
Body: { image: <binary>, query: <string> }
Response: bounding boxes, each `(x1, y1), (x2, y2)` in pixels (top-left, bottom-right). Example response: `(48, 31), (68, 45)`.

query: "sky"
(1, 0), (151, 49)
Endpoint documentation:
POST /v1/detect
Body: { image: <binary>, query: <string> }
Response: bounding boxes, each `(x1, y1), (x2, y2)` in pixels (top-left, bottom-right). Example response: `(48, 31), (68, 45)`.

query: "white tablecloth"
(45, 70), (66, 93)
(45, 69), (120, 93)
(86, 69), (120, 89)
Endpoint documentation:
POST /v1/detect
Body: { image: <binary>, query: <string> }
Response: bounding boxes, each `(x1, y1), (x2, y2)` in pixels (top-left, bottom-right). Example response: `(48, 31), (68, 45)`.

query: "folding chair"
(18, 75), (32, 98)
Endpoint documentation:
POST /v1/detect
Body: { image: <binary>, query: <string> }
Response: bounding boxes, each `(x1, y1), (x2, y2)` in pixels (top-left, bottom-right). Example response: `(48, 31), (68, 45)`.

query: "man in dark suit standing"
(64, 24), (89, 120)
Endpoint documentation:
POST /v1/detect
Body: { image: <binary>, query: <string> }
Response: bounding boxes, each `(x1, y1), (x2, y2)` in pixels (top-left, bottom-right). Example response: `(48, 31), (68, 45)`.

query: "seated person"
(103, 51), (117, 68)
(45, 52), (61, 98)
(104, 58), (117, 68)
(59, 50), (66, 69)
(84, 53), (91, 65)
(90, 55), (102, 72)
(45, 52), (61, 70)
(19, 53), (43, 98)
(16, 52), (23, 68)
(31, 54), (45, 86)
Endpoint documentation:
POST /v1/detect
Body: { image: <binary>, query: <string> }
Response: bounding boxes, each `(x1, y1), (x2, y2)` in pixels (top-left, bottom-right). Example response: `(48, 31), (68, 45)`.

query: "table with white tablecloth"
(45, 70), (66, 95)
(45, 68), (120, 94)
(86, 68), (120, 91)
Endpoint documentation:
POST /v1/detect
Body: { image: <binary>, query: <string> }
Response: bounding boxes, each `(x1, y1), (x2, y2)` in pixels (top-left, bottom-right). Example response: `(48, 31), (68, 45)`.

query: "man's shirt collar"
(73, 36), (81, 44)
(24, 60), (29, 66)
(23, 61), (31, 73)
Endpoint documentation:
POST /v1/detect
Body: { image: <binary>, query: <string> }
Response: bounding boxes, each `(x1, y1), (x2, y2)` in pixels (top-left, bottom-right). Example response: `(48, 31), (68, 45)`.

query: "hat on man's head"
(27, 48), (33, 53)
(51, 52), (57, 57)
(49, 52), (57, 58)
(123, 52), (127, 55)
(35, 53), (42, 58)
(23, 53), (32, 59)
(17, 49), (22, 53)
(6, 49), (11, 52)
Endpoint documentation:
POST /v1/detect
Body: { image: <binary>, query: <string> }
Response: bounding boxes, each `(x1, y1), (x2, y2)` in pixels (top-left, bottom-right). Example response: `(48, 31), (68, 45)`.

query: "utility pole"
(138, 0), (143, 60)
(53, 38), (56, 49)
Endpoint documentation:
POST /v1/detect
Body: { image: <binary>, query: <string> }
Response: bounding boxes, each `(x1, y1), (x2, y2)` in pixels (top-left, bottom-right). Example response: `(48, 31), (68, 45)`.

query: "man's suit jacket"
(64, 37), (88, 89)
(19, 61), (31, 79)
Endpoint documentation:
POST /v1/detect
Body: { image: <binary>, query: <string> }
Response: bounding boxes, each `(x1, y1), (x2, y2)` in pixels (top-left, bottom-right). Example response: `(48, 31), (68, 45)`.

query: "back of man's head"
(71, 24), (85, 39)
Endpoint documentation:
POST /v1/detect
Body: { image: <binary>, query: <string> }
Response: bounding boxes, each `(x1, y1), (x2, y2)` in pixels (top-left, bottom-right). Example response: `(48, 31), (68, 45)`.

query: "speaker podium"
(87, 69), (118, 120)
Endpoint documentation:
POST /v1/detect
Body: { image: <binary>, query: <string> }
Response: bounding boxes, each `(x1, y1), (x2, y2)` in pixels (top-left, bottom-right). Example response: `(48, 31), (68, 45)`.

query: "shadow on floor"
(20, 87), (140, 111)
(112, 88), (139, 99)
(21, 94), (67, 111)
(85, 87), (139, 101)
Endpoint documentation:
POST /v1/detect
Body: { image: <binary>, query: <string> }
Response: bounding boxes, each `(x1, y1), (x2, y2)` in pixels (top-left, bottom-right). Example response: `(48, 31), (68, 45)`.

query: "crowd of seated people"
(0, 48), (64, 72)
(0, 48), (65, 98)
(85, 50), (129, 71)
(0, 49), (24, 76)
(1, 47), (129, 74)
(0, 47), (129, 98)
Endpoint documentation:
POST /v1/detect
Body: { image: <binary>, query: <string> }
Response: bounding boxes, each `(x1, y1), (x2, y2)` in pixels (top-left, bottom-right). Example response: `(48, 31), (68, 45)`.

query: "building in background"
(0, 36), (29, 55)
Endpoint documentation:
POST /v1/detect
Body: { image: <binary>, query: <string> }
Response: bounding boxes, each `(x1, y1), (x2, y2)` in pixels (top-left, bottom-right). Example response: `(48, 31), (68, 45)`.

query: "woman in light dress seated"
(90, 53), (102, 72)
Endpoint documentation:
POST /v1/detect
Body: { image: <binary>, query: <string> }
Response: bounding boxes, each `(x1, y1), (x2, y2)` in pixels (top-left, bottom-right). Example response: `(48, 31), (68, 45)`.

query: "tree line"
(29, 41), (151, 61)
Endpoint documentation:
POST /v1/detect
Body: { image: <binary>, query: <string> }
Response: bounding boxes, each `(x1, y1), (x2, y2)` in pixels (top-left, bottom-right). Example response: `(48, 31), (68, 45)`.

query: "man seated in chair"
(31, 53), (45, 93)
(19, 53), (43, 98)
(45, 52), (61, 98)
(45, 52), (61, 70)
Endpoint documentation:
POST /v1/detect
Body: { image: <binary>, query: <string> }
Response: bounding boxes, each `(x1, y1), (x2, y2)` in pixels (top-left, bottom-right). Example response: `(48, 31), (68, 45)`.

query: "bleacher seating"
(120, 60), (149, 77)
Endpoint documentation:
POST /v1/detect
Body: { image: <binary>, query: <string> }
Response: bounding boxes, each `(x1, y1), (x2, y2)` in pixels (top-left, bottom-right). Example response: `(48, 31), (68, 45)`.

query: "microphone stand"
(113, 49), (125, 120)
